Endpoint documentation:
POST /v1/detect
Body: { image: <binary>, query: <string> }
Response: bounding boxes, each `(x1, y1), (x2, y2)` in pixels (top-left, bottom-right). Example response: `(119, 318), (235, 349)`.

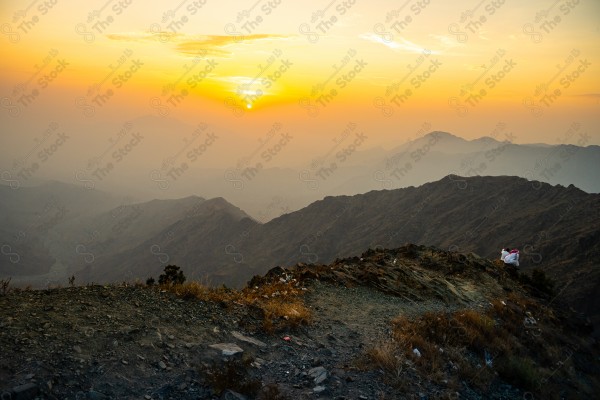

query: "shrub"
(158, 265), (186, 286)
(497, 356), (541, 390)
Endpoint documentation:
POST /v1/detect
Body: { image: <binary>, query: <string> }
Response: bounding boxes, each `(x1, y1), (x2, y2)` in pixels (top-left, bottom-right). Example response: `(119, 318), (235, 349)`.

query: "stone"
(231, 331), (267, 348)
(11, 383), (39, 400)
(73, 345), (82, 354)
(88, 391), (109, 400)
(222, 390), (247, 400)
(313, 385), (326, 394)
(308, 366), (328, 384)
(158, 361), (167, 369)
(209, 343), (244, 356)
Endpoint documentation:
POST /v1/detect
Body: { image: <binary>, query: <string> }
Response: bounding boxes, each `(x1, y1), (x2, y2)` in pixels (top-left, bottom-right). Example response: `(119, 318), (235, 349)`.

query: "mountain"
(1, 246), (598, 399)
(63, 175), (600, 336)
(0, 183), (121, 277)
(73, 196), (257, 283)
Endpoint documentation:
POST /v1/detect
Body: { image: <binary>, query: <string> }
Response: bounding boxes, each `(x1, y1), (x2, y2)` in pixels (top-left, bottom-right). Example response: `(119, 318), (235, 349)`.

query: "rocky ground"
(1, 245), (598, 399)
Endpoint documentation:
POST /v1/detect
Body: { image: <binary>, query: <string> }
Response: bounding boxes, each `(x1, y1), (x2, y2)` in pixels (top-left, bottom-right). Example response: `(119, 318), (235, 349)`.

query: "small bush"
(146, 277), (155, 286)
(158, 265), (186, 286)
(497, 356), (540, 390)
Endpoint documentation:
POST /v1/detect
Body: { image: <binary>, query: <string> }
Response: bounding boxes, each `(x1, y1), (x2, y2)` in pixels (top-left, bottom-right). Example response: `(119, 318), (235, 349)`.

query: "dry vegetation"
(363, 292), (599, 399)
(161, 278), (312, 334)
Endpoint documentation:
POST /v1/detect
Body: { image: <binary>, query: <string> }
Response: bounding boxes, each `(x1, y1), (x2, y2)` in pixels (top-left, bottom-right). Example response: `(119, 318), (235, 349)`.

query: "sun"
(246, 103), (252, 109)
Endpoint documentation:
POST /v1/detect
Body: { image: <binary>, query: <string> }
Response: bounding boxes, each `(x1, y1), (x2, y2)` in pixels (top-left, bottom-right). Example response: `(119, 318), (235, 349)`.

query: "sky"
(1, 0), (599, 201)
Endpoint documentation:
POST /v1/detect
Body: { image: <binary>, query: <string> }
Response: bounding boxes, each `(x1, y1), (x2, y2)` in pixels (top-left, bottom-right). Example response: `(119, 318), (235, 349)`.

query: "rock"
(11, 383), (39, 400)
(313, 385), (327, 394)
(308, 366), (328, 384)
(221, 390), (247, 399)
(209, 343), (244, 356)
(88, 391), (109, 400)
(158, 361), (167, 370)
(231, 331), (267, 348)
(73, 345), (82, 354)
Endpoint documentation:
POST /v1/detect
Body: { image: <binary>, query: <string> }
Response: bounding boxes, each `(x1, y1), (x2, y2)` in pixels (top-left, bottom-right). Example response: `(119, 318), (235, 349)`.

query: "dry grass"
(363, 292), (598, 398)
(161, 278), (311, 334)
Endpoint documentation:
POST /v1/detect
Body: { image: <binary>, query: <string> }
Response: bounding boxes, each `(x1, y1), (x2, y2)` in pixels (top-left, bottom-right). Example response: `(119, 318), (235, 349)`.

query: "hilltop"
(1, 245), (598, 399)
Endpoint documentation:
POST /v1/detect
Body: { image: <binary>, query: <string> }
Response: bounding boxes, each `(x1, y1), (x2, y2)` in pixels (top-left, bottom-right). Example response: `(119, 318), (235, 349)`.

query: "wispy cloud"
(107, 32), (292, 57)
(359, 33), (439, 54)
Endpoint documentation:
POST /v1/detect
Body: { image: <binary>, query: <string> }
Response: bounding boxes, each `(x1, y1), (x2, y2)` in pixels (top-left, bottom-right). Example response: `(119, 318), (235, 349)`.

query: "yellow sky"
(1, 0), (599, 165)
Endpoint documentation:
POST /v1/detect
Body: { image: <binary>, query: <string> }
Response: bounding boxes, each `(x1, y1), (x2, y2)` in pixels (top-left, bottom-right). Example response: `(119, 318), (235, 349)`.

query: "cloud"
(107, 32), (291, 58)
(428, 34), (465, 49)
(359, 33), (439, 54)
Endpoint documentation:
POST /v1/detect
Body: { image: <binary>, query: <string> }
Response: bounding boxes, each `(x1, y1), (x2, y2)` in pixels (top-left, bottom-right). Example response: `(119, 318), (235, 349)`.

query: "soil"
(0, 246), (594, 399)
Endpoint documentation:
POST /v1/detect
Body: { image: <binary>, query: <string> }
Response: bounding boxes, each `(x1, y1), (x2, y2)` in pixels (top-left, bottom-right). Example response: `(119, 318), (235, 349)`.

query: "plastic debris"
(412, 348), (421, 358)
(283, 336), (291, 341)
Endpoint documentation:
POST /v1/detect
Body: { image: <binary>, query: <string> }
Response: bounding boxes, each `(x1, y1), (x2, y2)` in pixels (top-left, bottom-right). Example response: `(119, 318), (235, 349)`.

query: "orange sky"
(1, 0), (599, 190)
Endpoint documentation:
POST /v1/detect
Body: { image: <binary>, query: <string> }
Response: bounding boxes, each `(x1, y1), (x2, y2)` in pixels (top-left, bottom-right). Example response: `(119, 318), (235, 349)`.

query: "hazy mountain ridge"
(29, 174), (594, 337)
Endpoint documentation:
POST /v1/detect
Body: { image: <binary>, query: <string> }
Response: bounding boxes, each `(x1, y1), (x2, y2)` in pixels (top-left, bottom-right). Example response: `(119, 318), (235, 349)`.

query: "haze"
(1, 0), (599, 217)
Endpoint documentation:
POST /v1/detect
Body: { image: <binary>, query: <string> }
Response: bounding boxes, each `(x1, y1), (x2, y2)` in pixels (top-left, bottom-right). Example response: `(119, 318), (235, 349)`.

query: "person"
(504, 248), (519, 267)
(500, 247), (510, 261)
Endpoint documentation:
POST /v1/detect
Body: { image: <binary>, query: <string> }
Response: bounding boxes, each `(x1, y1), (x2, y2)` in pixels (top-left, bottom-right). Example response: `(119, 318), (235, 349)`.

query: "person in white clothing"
(504, 249), (520, 267)
(500, 248), (510, 261)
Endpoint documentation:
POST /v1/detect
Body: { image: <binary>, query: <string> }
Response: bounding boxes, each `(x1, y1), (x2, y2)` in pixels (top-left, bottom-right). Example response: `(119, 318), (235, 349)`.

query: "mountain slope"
(73, 175), (599, 335)
(1, 246), (598, 399)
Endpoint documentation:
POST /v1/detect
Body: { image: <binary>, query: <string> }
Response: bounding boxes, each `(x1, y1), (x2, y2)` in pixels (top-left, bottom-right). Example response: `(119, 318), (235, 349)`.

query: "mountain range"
(2, 173), (598, 336)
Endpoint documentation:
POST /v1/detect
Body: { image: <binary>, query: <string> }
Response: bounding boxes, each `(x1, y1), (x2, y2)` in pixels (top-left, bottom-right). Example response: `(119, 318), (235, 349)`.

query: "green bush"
(158, 265), (186, 286)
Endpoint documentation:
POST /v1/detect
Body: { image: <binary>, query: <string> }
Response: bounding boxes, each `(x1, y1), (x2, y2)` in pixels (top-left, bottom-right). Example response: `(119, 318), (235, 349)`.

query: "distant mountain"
(62, 175), (600, 335)
(72, 196), (257, 283)
(0, 183), (121, 276)
(101, 131), (599, 221)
